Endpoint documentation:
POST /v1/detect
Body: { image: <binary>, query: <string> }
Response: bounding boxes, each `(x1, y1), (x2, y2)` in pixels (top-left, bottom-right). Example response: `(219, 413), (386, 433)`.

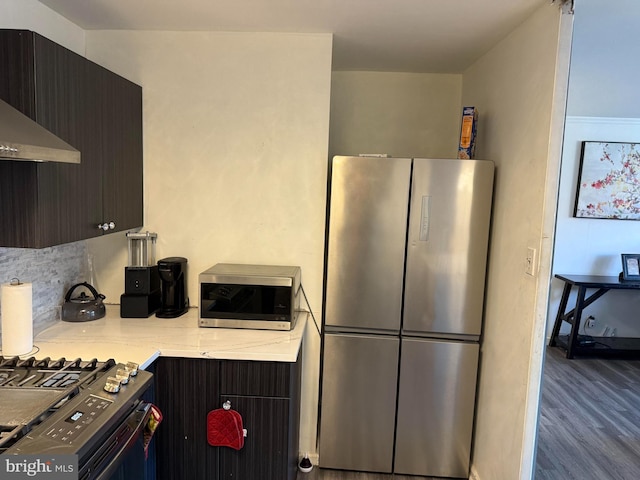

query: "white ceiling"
(38, 0), (549, 73)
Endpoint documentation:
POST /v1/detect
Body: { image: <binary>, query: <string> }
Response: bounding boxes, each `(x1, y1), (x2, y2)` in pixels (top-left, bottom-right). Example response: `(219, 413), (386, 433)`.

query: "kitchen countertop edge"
(30, 306), (308, 369)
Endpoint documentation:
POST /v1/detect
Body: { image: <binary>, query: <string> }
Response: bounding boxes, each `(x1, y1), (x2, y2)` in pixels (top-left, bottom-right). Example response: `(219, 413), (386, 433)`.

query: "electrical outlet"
(525, 247), (537, 276)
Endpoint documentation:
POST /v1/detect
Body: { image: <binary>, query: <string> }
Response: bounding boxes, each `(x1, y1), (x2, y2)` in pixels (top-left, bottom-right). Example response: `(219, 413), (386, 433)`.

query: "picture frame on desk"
(620, 253), (640, 281)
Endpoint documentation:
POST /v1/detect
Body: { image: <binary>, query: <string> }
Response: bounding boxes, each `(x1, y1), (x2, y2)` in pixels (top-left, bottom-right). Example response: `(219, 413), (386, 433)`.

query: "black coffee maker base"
(120, 291), (161, 318)
(156, 307), (189, 319)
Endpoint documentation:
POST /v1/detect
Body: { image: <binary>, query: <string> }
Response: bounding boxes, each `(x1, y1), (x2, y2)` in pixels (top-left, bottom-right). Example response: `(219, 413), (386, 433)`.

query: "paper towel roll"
(1, 281), (33, 356)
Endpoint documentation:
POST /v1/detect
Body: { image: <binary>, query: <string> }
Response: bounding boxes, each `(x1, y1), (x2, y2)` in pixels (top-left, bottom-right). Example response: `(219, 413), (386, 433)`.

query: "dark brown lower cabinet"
(217, 396), (290, 479)
(154, 358), (219, 479)
(154, 355), (301, 480)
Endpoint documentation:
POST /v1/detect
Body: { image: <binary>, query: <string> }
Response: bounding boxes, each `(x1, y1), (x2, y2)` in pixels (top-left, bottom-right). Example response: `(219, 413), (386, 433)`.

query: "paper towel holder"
(1, 277), (33, 357)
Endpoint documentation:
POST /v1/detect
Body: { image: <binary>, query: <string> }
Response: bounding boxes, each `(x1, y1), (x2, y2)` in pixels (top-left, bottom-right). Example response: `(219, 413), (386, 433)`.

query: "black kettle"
(61, 282), (106, 322)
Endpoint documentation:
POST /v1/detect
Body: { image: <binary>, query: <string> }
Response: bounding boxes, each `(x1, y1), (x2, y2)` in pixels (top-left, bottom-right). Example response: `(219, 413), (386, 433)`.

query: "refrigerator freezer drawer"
(394, 338), (479, 477)
(319, 333), (399, 473)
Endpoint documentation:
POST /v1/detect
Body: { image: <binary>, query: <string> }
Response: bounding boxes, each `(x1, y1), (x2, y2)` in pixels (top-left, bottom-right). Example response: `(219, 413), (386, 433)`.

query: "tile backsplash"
(0, 241), (87, 335)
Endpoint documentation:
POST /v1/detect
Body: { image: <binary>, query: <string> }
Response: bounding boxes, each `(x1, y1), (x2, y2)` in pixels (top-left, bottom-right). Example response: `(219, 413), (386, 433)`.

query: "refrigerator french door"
(319, 155), (494, 478)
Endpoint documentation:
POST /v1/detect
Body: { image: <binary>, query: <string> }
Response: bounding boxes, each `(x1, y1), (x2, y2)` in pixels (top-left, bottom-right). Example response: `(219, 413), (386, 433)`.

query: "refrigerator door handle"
(401, 331), (480, 343)
(419, 195), (431, 241)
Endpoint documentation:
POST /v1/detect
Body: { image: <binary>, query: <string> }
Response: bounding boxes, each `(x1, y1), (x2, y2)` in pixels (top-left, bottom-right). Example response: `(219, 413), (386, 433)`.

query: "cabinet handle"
(98, 222), (116, 231)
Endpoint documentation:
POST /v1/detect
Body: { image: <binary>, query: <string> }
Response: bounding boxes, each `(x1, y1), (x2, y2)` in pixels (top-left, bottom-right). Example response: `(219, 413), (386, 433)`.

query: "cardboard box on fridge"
(458, 106), (477, 159)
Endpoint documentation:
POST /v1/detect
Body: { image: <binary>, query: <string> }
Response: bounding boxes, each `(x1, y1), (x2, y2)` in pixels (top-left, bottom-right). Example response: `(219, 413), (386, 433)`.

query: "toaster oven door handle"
(92, 402), (152, 480)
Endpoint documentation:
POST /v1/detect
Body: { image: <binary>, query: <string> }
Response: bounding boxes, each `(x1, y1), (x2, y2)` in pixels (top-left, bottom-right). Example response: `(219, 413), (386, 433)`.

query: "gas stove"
(0, 355), (154, 480)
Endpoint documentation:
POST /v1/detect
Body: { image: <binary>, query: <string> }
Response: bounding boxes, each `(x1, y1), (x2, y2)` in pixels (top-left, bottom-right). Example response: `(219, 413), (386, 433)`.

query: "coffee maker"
(157, 257), (189, 318)
(120, 232), (161, 317)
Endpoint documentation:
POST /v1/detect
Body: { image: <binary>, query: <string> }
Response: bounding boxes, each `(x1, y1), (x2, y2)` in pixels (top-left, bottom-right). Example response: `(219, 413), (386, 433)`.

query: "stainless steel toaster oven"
(199, 263), (301, 330)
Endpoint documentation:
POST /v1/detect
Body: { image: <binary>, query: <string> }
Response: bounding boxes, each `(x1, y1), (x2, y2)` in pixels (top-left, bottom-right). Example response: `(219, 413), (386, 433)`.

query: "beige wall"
(329, 71), (462, 159)
(84, 30), (333, 455)
(461, 4), (570, 480)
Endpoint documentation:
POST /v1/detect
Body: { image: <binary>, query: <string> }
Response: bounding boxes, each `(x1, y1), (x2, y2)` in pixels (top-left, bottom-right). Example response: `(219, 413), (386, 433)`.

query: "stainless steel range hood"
(0, 99), (81, 164)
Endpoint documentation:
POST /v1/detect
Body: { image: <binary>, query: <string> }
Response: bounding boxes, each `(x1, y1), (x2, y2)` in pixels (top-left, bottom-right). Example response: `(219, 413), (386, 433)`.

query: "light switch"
(525, 247), (537, 276)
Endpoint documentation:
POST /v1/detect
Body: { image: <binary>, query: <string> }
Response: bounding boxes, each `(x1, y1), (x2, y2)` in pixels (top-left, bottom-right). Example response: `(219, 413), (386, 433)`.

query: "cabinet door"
(219, 359), (300, 480)
(218, 395), (290, 480)
(68, 54), (143, 238)
(100, 65), (143, 233)
(154, 357), (221, 480)
(34, 34), (103, 245)
(36, 41), (142, 240)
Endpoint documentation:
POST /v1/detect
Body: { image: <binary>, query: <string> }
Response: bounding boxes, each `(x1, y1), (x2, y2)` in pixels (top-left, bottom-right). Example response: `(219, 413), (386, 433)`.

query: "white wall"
(461, 4), (569, 479)
(0, 0), (84, 54)
(83, 30), (333, 457)
(566, 0), (640, 118)
(329, 71), (462, 159)
(547, 117), (640, 338)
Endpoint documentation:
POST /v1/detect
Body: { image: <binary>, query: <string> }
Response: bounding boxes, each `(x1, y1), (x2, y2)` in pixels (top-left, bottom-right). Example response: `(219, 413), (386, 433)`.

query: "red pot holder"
(207, 401), (247, 450)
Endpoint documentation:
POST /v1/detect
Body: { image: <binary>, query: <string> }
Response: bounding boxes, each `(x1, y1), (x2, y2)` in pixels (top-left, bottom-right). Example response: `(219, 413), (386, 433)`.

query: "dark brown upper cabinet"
(0, 30), (142, 248)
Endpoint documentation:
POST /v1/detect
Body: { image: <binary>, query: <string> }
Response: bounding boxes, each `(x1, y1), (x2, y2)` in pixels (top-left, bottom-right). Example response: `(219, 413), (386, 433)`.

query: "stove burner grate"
(0, 355), (116, 452)
(0, 356), (116, 388)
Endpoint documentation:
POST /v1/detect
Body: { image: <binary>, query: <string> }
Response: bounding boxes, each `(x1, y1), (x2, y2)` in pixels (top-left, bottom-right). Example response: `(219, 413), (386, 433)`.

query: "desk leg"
(549, 282), (572, 347)
(565, 286), (587, 359)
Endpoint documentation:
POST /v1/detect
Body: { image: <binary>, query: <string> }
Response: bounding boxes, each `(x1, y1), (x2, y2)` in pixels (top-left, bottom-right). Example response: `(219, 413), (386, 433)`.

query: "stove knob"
(104, 376), (121, 393)
(116, 368), (130, 385)
(124, 361), (139, 377)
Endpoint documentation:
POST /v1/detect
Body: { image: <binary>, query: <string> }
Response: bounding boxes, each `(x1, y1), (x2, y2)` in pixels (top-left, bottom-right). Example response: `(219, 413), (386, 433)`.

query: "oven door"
(80, 402), (152, 480)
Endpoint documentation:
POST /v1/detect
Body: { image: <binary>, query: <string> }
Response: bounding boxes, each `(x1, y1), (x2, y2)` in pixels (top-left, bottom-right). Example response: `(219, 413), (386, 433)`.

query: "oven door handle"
(93, 401), (152, 480)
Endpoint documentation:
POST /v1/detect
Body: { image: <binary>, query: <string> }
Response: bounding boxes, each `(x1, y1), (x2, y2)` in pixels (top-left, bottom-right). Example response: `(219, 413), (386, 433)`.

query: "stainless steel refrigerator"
(319, 155), (494, 478)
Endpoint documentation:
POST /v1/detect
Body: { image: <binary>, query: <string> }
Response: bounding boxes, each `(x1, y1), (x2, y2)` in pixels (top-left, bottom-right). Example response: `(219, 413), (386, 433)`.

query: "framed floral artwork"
(574, 141), (640, 219)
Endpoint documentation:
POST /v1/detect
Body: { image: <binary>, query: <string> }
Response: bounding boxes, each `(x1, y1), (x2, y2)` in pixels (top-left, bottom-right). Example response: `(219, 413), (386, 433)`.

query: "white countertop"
(31, 306), (307, 369)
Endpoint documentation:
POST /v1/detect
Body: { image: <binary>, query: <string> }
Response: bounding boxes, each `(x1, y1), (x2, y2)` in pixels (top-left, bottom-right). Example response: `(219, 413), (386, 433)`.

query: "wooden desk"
(549, 274), (640, 358)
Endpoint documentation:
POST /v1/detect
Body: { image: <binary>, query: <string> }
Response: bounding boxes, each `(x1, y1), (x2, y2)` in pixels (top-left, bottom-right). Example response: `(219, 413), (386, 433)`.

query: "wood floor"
(535, 346), (640, 479)
(297, 468), (432, 480)
(297, 346), (640, 480)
